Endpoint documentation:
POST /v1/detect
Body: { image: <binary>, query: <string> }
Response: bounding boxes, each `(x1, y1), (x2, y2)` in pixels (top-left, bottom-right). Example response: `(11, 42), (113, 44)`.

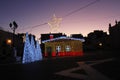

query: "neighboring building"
(0, 30), (13, 47)
(42, 36), (85, 57)
(109, 20), (120, 51)
(0, 30), (24, 57)
(41, 33), (66, 43)
(0, 30), (36, 57)
(84, 30), (108, 51)
(70, 33), (84, 38)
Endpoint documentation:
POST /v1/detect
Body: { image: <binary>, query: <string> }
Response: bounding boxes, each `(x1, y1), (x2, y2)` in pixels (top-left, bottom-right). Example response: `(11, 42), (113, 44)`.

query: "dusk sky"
(0, 0), (120, 38)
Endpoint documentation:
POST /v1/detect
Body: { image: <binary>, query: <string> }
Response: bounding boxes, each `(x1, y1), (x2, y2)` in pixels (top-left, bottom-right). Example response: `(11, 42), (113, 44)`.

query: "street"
(0, 53), (119, 80)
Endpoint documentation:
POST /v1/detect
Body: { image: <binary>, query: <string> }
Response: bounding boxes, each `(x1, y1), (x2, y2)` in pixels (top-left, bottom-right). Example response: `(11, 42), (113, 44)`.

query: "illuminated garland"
(42, 36), (85, 43)
(44, 39), (83, 56)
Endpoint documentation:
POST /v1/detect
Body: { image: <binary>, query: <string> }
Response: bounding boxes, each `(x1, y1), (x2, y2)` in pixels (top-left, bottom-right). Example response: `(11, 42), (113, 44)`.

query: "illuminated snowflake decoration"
(48, 14), (62, 32)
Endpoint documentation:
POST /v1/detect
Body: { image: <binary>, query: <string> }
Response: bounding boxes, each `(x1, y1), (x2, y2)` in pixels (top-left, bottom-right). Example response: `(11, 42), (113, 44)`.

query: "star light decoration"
(48, 14), (62, 32)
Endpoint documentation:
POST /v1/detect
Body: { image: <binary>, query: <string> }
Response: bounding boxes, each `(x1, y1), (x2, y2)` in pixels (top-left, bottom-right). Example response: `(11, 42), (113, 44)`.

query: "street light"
(6, 39), (12, 45)
(99, 43), (102, 47)
(9, 21), (18, 47)
(9, 21), (18, 58)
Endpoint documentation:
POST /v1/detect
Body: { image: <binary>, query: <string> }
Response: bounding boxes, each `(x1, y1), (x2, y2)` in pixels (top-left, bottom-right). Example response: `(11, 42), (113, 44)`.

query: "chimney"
(50, 34), (54, 40)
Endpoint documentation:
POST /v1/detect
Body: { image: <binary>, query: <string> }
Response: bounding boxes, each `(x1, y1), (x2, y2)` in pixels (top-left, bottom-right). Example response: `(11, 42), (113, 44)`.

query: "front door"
(46, 46), (52, 58)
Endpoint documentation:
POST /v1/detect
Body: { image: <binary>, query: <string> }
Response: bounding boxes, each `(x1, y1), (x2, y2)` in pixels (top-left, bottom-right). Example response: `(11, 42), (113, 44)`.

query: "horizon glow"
(0, 0), (120, 38)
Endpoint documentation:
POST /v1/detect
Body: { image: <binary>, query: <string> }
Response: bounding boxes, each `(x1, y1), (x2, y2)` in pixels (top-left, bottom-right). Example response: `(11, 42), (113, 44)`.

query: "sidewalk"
(55, 58), (114, 80)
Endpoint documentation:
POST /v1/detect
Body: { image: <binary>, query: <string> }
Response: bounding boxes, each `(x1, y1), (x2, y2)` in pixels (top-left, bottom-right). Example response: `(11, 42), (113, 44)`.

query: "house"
(42, 36), (85, 57)
(41, 33), (66, 43)
(109, 20), (120, 51)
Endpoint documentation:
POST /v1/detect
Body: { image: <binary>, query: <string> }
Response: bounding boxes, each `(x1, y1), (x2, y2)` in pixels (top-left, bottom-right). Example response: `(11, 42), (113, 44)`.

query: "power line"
(31, 23), (48, 28)
(17, 22), (47, 32)
(63, 0), (100, 18)
(28, 23), (48, 32)
(18, 0), (100, 33)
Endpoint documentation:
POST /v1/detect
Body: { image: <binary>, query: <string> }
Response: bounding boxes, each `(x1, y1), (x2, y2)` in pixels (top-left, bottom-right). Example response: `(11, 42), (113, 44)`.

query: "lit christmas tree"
(22, 32), (34, 63)
(35, 41), (43, 61)
(30, 35), (36, 62)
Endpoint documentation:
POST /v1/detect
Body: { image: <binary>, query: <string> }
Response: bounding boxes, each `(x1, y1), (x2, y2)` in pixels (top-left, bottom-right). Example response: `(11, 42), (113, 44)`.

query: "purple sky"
(0, 0), (120, 38)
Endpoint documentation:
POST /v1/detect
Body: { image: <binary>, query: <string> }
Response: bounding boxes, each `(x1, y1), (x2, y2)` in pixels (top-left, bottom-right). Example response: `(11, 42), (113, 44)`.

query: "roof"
(42, 36), (85, 43)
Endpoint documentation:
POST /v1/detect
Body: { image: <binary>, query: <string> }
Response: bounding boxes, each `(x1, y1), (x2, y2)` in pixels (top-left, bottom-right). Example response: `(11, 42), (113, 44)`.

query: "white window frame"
(66, 45), (71, 52)
(56, 46), (61, 52)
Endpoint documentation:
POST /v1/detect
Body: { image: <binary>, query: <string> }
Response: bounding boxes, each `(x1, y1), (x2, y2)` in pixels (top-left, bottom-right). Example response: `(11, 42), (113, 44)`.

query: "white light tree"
(35, 41), (43, 61)
(22, 32), (34, 63)
(22, 33), (43, 64)
(30, 35), (36, 62)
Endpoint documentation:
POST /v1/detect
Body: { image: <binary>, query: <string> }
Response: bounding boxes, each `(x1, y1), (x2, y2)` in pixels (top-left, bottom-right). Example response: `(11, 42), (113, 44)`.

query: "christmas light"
(30, 35), (36, 62)
(48, 14), (62, 32)
(42, 36), (85, 43)
(35, 41), (43, 61)
(44, 37), (84, 57)
(22, 33), (43, 64)
(22, 32), (34, 63)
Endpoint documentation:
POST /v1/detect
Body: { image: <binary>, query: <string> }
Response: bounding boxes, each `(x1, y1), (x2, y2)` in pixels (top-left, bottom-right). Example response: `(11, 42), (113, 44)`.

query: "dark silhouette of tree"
(9, 21), (18, 62)
(9, 21), (18, 35)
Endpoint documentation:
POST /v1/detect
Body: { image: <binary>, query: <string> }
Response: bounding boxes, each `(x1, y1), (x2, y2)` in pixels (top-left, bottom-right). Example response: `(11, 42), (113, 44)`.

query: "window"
(56, 46), (61, 52)
(66, 45), (71, 52)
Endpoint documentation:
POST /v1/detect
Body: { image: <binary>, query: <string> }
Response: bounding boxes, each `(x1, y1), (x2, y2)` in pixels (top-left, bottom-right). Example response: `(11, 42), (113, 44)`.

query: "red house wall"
(44, 51), (83, 57)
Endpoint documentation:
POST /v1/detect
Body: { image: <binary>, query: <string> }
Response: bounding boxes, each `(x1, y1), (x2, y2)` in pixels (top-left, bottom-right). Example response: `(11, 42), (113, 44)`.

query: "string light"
(48, 14), (62, 32)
